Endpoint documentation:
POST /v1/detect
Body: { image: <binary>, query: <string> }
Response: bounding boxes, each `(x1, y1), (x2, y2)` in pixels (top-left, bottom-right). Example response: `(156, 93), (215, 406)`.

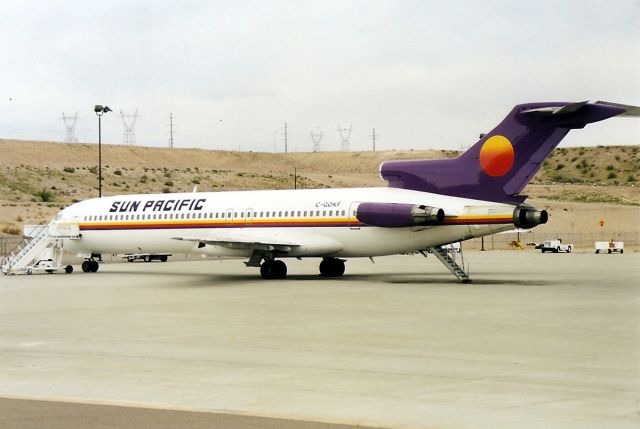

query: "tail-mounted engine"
(356, 202), (444, 228)
(513, 206), (548, 229)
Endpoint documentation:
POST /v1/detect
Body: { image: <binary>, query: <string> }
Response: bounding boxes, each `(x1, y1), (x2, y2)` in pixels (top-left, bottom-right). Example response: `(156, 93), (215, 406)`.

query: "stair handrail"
(1, 219), (52, 273)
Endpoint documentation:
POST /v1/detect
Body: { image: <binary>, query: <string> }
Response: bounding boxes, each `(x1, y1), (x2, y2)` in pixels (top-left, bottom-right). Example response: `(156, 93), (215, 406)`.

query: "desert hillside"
(1, 139), (638, 248)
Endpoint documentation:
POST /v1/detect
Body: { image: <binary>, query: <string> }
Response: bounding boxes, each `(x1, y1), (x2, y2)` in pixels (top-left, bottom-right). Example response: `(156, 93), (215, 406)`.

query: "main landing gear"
(319, 257), (345, 277)
(260, 259), (287, 279)
(81, 259), (99, 273)
(257, 257), (346, 280)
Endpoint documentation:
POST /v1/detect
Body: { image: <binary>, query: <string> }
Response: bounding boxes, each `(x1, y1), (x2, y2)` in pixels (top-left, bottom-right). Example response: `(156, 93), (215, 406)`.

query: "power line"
(310, 128), (323, 152)
(337, 124), (352, 152)
(369, 128), (379, 152)
(120, 109), (139, 145)
(168, 113), (175, 149)
(61, 112), (79, 143)
(284, 122), (288, 153)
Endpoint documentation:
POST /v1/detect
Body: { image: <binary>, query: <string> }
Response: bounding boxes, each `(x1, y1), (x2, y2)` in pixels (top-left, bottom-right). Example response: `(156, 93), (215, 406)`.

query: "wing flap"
(172, 231), (299, 252)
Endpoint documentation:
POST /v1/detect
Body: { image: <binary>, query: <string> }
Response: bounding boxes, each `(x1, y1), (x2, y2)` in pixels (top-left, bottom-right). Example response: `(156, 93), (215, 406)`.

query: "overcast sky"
(1, 0), (638, 152)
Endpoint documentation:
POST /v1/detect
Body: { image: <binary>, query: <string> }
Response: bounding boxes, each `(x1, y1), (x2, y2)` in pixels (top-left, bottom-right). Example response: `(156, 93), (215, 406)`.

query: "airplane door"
(349, 201), (361, 230)
(245, 208), (254, 226)
(225, 209), (234, 226)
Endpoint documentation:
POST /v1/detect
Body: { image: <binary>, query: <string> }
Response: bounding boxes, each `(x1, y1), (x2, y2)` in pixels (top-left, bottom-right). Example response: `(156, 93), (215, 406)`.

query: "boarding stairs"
(426, 245), (471, 283)
(1, 221), (79, 275)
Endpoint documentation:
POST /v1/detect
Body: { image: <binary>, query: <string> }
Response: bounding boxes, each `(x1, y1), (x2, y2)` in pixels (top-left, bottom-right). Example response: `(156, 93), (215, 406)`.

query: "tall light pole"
(94, 105), (112, 197)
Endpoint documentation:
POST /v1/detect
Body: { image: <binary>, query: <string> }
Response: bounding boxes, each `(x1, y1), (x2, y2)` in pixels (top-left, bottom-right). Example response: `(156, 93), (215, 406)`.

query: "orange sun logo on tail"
(479, 135), (514, 177)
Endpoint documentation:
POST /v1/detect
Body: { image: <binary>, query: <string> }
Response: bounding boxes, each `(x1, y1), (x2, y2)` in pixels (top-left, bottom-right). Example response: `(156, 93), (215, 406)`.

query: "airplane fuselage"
(58, 186), (516, 259)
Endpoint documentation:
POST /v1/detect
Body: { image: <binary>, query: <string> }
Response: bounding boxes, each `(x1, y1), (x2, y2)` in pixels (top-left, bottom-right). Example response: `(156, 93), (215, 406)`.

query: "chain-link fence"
(464, 230), (639, 251)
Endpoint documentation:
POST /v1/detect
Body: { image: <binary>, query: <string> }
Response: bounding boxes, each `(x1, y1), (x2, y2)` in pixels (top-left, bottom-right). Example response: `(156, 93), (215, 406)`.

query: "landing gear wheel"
(567, 246), (572, 253)
(260, 261), (273, 279)
(144, 255), (151, 262)
(65, 265), (73, 274)
(82, 260), (91, 272)
(160, 255), (168, 262)
(90, 260), (99, 272)
(260, 260), (288, 279)
(272, 260), (287, 279)
(319, 258), (345, 277)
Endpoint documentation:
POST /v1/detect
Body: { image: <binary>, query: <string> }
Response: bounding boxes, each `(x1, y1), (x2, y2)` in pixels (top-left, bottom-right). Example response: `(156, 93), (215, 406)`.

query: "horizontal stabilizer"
(593, 101), (640, 117)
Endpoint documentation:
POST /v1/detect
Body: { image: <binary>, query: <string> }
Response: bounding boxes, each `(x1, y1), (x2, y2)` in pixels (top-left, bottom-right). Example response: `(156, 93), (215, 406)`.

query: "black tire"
(65, 265), (73, 274)
(128, 256), (135, 262)
(144, 255), (151, 262)
(620, 249), (624, 254)
(160, 255), (168, 262)
(90, 260), (99, 272)
(567, 246), (572, 253)
(272, 260), (287, 279)
(82, 260), (92, 273)
(541, 249), (546, 253)
(595, 250), (600, 254)
(260, 261), (274, 279)
(608, 249), (612, 254)
(555, 247), (560, 253)
(319, 258), (345, 277)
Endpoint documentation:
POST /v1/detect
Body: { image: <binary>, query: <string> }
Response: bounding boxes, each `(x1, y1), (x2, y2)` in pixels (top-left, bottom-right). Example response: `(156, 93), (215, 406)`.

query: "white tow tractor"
(541, 238), (573, 253)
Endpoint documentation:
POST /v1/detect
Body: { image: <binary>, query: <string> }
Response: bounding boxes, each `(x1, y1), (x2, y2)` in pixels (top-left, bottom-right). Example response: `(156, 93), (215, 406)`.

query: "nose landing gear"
(81, 259), (99, 273)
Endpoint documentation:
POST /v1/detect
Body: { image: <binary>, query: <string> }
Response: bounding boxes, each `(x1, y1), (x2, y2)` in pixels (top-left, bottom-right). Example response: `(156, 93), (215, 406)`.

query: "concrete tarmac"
(0, 251), (638, 429)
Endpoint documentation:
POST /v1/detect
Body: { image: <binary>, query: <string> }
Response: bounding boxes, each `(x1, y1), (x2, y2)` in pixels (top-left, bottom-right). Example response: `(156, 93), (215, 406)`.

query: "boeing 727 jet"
(2, 100), (638, 281)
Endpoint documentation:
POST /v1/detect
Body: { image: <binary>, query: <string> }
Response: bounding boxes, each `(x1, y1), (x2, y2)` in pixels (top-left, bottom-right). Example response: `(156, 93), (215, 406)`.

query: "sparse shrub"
(114, 170), (122, 176)
(162, 187), (171, 193)
(16, 215), (23, 222)
(164, 180), (173, 186)
(614, 155), (621, 161)
(112, 182), (121, 187)
(606, 164), (615, 171)
(164, 172), (171, 178)
(139, 175), (148, 183)
(63, 166), (75, 173)
(2, 226), (20, 235)
(192, 179), (200, 184)
(607, 172), (617, 179)
(627, 175), (636, 183)
(35, 188), (53, 202)
(555, 163), (565, 170)
(89, 166), (98, 174)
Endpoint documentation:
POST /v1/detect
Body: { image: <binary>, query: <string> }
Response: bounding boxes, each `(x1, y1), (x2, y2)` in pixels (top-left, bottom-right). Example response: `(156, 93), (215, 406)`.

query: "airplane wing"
(172, 230), (300, 252)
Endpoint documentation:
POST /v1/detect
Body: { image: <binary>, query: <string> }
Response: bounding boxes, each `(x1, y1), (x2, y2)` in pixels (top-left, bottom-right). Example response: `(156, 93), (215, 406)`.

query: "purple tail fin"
(380, 101), (632, 204)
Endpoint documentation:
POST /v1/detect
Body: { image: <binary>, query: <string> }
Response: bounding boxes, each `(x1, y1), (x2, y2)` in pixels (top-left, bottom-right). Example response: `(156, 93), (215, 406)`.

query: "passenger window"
(329, 210), (333, 216)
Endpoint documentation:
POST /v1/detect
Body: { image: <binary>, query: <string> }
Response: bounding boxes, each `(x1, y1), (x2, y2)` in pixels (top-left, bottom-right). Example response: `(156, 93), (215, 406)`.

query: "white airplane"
(3, 100), (637, 281)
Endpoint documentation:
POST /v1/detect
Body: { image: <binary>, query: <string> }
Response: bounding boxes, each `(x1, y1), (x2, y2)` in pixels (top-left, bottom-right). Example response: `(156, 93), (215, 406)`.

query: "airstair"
(1, 221), (80, 275)
(425, 245), (471, 283)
